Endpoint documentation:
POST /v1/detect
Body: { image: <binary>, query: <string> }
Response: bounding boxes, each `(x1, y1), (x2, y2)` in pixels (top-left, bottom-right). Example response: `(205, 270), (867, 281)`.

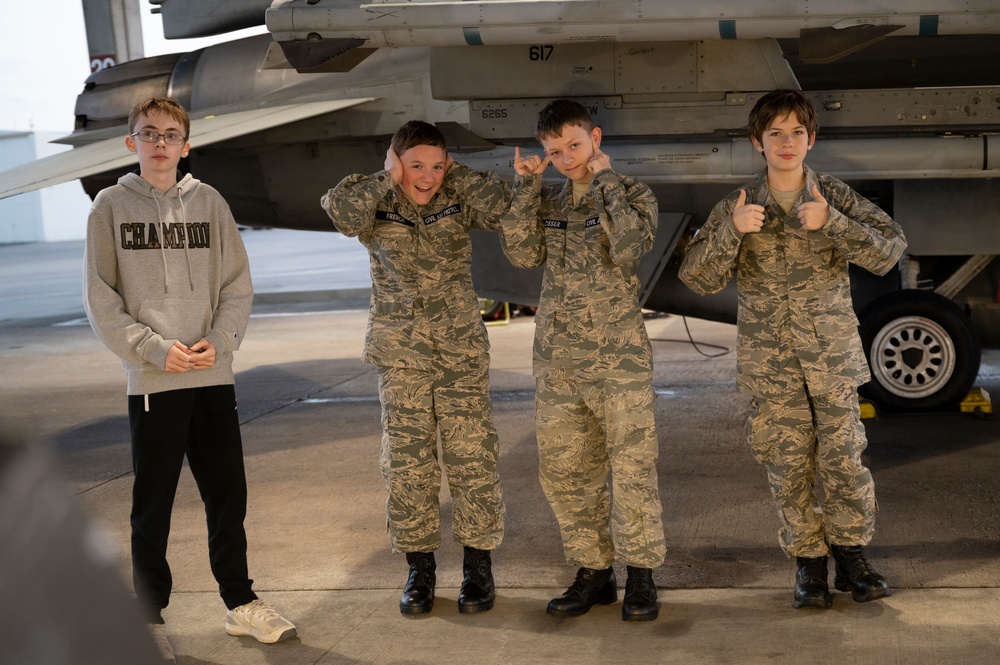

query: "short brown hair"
(391, 120), (447, 156)
(748, 89), (818, 144)
(128, 96), (190, 138)
(536, 99), (595, 141)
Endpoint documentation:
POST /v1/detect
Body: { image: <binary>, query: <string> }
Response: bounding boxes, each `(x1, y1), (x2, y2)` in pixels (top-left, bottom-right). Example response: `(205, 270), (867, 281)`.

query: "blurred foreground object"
(0, 428), (161, 665)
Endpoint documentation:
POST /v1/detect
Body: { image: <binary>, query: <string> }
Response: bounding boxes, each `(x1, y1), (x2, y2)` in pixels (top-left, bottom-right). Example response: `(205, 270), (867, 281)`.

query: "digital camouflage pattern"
(501, 170), (658, 380)
(679, 165), (907, 398)
(321, 162), (508, 553)
(322, 163), (510, 370)
(747, 384), (875, 557)
(378, 360), (504, 553)
(502, 169), (666, 568)
(679, 165), (905, 556)
(537, 368), (664, 568)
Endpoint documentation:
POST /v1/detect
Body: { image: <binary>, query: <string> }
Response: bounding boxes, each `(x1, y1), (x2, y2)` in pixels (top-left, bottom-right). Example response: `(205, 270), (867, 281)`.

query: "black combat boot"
(792, 556), (833, 609)
(830, 545), (891, 602)
(547, 567), (617, 617)
(457, 546), (496, 614)
(399, 551), (436, 615)
(621, 566), (659, 621)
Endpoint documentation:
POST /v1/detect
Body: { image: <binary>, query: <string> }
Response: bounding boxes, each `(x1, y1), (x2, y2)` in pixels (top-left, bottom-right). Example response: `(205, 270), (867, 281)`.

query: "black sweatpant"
(128, 384), (257, 622)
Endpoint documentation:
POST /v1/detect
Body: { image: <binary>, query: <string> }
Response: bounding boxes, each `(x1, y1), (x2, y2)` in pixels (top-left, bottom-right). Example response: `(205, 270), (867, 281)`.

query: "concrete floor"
(1, 230), (999, 664)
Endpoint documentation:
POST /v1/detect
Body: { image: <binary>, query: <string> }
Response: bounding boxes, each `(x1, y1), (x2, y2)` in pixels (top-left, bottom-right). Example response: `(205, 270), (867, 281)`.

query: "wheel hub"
(869, 315), (956, 399)
(900, 347), (923, 369)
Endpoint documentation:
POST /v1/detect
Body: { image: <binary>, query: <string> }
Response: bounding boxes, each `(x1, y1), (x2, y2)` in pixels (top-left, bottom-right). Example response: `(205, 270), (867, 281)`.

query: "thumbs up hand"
(731, 189), (766, 234)
(797, 183), (830, 230)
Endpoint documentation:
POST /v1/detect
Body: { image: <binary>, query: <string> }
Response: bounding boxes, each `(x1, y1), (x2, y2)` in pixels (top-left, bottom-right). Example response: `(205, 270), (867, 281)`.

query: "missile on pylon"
(264, 0), (1000, 70)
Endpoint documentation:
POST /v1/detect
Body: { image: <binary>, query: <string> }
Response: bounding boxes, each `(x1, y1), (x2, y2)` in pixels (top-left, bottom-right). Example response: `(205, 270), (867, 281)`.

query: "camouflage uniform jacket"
(501, 170), (658, 378)
(679, 166), (907, 397)
(321, 163), (511, 369)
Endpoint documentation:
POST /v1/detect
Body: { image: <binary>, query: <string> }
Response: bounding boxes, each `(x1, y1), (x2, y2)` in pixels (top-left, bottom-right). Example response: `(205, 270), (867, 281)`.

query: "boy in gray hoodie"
(84, 96), (295, 660)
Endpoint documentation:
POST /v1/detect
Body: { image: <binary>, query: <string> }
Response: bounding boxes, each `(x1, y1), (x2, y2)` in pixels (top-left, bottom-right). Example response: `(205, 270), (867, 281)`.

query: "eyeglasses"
(131, 130), (187, 146)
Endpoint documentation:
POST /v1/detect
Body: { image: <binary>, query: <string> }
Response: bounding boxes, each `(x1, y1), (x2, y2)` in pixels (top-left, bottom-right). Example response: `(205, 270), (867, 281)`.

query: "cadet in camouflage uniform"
(502, 100), (666, 622)
(679, 90), (906, 609)
(321, 121), (507, 616)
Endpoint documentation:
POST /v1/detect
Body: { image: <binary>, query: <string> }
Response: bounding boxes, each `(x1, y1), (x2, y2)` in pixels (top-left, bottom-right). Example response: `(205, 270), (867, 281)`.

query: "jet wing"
(0, 98), (376, 200)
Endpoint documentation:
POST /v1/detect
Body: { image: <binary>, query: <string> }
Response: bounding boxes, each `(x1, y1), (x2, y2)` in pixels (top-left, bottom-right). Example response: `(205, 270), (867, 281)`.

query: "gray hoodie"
(84, 172), (253, 395)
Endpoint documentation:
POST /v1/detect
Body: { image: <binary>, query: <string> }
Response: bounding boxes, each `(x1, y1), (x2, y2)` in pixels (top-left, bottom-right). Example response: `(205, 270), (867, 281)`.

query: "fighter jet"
(2, 0), (999, 414)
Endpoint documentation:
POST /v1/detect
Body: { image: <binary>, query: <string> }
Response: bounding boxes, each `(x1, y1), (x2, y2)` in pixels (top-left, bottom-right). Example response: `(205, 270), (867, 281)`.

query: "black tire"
(859, 289), (980, 413)
(479, 299), (506, 321)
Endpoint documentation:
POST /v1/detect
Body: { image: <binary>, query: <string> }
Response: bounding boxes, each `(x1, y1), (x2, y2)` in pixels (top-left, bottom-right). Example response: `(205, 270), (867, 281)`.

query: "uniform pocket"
(746, 398), (779, 466)
(813, 289), (862, 356)
(373, 298), (412, 320)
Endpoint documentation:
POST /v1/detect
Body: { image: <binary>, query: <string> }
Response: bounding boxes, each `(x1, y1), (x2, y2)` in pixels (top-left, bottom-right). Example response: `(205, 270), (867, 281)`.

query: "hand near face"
(384, 146), (403, 185)
(797, 184), (830, 230)
(731, 189), (767, 234)
(513, 146), (551, 176)
(586, 137), (611, 174)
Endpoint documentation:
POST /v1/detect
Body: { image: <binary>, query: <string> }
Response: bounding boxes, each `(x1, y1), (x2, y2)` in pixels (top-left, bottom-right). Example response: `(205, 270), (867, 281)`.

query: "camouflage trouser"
(377, 358), (505, 554)
(746, 383), (876, 558)
(536, 368), (666, 569)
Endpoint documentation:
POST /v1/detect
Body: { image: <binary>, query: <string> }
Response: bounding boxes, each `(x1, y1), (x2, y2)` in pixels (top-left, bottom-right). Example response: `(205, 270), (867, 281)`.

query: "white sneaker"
(148, 623), (176, 663)
(225, 599), (297, 644)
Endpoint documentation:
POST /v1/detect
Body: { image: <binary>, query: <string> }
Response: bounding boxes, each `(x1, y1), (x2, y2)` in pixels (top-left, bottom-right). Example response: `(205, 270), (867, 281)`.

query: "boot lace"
(837, 548), (875, 578)
(566, 567), (594, 595)
(465, 550), (491, 586)
(625, 572), (655, 602)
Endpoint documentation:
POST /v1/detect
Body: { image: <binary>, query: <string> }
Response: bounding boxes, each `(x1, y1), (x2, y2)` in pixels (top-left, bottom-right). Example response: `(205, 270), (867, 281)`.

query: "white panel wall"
(0, 132), (93, 244)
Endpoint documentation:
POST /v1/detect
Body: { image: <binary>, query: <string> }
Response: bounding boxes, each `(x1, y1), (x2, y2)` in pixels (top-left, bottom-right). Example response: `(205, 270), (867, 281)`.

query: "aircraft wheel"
(859, 289), (980, 413)
(479, 299), (506, 321)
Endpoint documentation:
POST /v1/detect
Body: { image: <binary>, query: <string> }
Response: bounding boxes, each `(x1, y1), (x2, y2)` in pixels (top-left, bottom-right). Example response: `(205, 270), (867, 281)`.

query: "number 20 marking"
(529, 45), (553, 61)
